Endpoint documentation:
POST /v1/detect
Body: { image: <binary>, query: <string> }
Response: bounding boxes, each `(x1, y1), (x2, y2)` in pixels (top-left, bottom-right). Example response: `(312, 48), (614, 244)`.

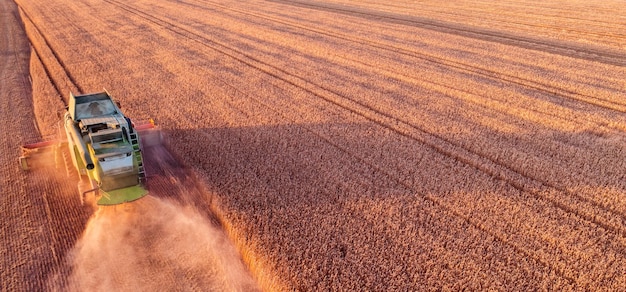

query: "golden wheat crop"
(4, 0), (626, 290)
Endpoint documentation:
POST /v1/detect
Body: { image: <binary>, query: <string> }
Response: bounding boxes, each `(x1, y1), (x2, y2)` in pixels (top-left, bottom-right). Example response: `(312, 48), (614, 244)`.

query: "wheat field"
(2, 0), (626, 290)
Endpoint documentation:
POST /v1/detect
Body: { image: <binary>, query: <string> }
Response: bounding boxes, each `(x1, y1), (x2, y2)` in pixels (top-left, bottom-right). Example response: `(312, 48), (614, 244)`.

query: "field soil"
(3, 0), (626, 290)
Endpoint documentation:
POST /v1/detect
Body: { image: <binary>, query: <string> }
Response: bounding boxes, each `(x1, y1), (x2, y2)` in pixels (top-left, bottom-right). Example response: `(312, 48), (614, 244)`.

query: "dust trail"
(48, 196), (259, 291)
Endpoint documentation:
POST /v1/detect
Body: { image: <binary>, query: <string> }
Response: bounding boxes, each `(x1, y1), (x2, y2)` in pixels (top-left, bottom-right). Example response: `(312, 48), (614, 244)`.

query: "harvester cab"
(19, 90), (160, 206)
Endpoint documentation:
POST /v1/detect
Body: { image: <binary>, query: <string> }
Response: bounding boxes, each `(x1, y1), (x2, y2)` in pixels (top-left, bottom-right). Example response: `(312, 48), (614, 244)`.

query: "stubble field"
(2, 0), (626, 290)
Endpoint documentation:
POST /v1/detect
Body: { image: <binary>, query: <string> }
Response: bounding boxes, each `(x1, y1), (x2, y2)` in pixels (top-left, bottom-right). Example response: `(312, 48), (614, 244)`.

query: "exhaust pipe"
(65, 114), (95, 170)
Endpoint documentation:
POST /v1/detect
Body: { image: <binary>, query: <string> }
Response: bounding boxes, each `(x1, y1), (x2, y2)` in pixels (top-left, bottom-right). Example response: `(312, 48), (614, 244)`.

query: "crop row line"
(268, 0), (626, 67)
(16, 8), (61, 96)
(350, 0), (626, 36)
(15, 4), (81, 104)
(186, 0), (626, 131)
(7, 7), (30, 89)
(424, 0), (626, 29)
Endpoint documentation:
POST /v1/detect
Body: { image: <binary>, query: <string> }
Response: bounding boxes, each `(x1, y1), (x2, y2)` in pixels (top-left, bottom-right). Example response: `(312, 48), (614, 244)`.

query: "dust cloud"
(49, 196), (259, 291)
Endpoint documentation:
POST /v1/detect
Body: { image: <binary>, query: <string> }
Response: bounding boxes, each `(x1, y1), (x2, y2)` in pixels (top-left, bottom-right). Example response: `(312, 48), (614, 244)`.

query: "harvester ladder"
(61, 144), (77, 178)
(129, 132), (146, 182)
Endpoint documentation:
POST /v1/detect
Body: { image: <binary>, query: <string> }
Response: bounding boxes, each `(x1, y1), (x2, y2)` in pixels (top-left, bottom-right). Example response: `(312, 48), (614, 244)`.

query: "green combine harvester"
(20, 91), (159, 206)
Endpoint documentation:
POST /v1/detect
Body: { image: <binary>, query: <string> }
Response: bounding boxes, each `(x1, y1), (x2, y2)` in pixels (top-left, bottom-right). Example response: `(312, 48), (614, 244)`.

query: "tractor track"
(350, 0), (626, 40)
(268, 0), (626, 67)
(17, 5), (81, 103)
(419, 0), (626, 29)
(143, 0), (626, 176)
(188, 0), (626, 119)
(104, 0), (626, 240)
(98, 0), (626, 284)
(6, 5), (29, 89)
(170, 0), (626, 171)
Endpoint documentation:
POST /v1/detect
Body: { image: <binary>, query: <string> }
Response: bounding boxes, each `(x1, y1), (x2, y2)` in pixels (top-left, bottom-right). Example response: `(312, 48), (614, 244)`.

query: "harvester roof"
(69, 91), (119, 121)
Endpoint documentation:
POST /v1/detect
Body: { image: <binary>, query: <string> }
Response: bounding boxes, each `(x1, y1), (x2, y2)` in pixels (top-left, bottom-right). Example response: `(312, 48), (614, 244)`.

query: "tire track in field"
(100, 0), (622, 284)
(17, 6), (81, 103)
(104, 0), (626, 241)
(175, 0), (626, 142)
(17, 6), (82, 98)
(420, 0), (626, 33)
(288, 4), (626, 115)
(268, 0), (626, 67)
(5, 5), (30, 89)
(353, 0), (626, 40)
(197, 0), (626, 112)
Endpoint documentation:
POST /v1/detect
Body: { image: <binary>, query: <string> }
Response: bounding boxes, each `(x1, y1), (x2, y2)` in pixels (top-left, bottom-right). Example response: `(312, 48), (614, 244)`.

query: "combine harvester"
(19, 91), (161, 206)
